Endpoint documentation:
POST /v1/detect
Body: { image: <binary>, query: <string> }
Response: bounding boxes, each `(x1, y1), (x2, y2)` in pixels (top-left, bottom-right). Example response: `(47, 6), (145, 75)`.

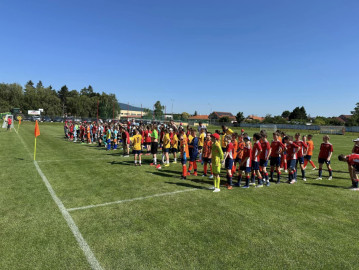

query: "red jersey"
(294, 140), (308, 158)
(145, 130), (152, 143)
(352, 145), (359, 154)
(260, 140), (271, 160)
(347, 154), (359, 166)
(226, 142), (234, 159)
(236, 141), (245, 159)
(242, 145), (252, 167)
(270, 140), (286, 158)
(318, 143), (333, 159)
(202, 140), (212, 158)
(8, 118), (12, 125)
(286, 142), (300, 160)
(251, 141), (262, 162)
(232, 140), (238, 159)
(122, 131), (130, 144)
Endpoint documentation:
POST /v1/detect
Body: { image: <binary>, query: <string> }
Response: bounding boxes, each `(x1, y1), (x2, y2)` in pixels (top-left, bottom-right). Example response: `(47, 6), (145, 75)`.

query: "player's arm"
(240, 156), (249, 167)
(266, 143), (271, 160)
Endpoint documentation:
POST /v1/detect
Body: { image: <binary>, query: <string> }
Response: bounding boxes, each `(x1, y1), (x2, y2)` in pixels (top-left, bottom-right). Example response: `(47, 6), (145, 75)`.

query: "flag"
(34, 120), (40, 137)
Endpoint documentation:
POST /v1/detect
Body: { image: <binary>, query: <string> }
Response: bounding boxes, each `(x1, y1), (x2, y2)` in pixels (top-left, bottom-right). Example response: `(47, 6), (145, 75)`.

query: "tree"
(349, 102), (359, 126)
(281, 110), (290, 118)
(194, 110), (198, 116)
(219, 116), (230, 123)
(154, 101), (164, 118)
(235, 112), (244, 123)
(289, 106), (307, 120)
(181, 112), (190, 120)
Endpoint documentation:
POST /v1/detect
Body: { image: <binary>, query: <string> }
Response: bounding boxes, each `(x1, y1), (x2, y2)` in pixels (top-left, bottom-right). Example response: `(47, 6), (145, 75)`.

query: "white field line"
(37, 157), (115, 163)
(67, 188), (200, 212)
(15, 128), (103, 270)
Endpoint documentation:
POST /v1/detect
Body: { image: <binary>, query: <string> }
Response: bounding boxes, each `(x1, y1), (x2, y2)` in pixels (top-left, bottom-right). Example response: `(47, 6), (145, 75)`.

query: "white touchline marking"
(37, 157), (115, 163)
(67, 188), (200, 212)
(15, 129), (103, 270)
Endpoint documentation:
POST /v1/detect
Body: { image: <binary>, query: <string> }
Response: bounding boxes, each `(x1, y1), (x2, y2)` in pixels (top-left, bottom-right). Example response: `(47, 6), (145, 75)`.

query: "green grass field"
(1, 122), (359, 269)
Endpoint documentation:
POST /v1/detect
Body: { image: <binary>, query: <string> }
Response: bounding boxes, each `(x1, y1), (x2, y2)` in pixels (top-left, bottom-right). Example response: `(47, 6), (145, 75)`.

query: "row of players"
(64, 122), (359, 192)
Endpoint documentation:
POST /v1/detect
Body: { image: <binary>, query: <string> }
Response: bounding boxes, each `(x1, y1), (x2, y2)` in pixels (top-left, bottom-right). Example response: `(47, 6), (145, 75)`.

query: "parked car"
(23, 115), (32, 121)
(31, 116), (42, 122)
(42, 116), (52, 122)
(53, 117), (64, 123)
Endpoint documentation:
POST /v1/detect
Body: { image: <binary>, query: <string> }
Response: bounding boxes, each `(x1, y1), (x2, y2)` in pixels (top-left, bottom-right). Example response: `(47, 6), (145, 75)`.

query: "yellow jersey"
(171, 134), (179, 149)
(132, 134), (142, 150)
(188, 134), (193, 144)
(221, 129), (233, 147)
(199, 133), (205, 147)
(163, 133), (171, 149)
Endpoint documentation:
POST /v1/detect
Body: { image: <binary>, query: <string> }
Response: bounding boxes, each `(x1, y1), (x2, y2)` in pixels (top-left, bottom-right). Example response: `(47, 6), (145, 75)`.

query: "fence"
(207, 122), (359, 133)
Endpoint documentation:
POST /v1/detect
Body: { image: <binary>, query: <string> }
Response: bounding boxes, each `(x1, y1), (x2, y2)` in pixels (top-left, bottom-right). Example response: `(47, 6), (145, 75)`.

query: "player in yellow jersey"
(198, 128), (206, 162)
(170, 128), (179, 163)
(221, 125), (234, 153)
(162, 129), (171, 166)
(132, 129), (142, 166)
(211, 133), (224, 192)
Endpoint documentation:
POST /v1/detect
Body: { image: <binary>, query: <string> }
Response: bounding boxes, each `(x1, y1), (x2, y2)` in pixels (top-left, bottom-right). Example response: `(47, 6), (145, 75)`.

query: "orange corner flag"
(34, 120), (40, 160)
(34, 120), (40, 137)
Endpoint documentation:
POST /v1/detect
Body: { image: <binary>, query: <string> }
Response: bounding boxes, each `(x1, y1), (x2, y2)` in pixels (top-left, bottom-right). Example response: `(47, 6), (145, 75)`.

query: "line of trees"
(0, 81), (119, 118)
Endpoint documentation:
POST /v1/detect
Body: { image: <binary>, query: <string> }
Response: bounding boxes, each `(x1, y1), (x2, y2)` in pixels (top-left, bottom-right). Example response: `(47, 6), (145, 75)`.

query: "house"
(338, 115), (352, 123)
(118, 103), (148, 119)
(188, 115), (209, 121)
(209, 112), (236, 122)
(246, 115), (265, 122)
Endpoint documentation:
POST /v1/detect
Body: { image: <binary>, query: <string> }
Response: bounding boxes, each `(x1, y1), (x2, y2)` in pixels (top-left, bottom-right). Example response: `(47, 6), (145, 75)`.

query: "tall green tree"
(289, 106), (307, 120)
(235, 112), (245, 123)
(154, 101), (164, 118)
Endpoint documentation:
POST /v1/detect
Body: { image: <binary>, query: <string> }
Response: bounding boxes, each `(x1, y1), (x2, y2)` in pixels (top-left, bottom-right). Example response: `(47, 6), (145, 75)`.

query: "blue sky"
(1, 0), (358, 117)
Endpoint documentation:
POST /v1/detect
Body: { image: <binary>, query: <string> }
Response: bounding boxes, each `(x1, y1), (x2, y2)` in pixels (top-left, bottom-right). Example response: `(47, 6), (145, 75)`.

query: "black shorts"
(132, 150), (142, 155)
(171, 148), (178, 153)
(198, 146), (203, 150)
(203, 157), (211, 163)
(304, 155), (312, 161)
(151, 142), (158, 154)
(163, 148), (170, 153)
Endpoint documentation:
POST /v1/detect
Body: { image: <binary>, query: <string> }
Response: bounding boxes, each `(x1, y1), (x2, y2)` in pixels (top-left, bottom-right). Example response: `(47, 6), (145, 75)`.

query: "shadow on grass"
(304, 182), (348, 189)
(151, 171), (176, 178)
(165, 181), (206, 189)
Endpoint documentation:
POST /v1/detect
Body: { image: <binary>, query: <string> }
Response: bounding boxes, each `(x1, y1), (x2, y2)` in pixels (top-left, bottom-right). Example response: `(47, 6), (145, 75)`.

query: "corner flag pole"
(34, 120), (40, 161)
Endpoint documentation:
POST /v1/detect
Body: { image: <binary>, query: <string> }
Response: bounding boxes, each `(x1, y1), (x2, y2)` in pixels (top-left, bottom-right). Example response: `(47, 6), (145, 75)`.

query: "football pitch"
(1, 122), (359, 269)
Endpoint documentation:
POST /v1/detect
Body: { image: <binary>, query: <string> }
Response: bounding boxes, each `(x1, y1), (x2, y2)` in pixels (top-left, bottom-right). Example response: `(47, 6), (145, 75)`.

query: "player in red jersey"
(283, 136), (300, 184)
(239, 137), (252, 188)
(251, 133), (263, 187)
(316, 135), (333, 180)
(259, 130), (271, 186)
(294, 133), (308, 181)
(352, 138), (359, 154)
(338, 153), (359, 189)
(234, 134), (245, 187)
(202, 132), (213, 179)
(231, 133), (239, 175)
(223, 135), (235, 189)
(270, 132), (286, 184)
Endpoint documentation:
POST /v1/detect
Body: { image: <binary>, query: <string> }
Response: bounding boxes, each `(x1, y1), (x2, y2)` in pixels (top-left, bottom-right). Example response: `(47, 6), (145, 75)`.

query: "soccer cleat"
(187, 172), (191, 176)
(227, 186), (233, 190)
(284, 170), (288, 173)
(241, 185), (250, 189)
(234, 183), (240, 187)
(156, 164), (162, 169)
(303, 166), (307, 170)
(193, 172), (198, 176)
(150, 163), (155, 166)
(276, 180), (280, 184)
(303, 178), (307, 181)
(213, 188), (220, 192)
(209, 175), (214, 179)
(350, 188), (359, 191)
(328, 176), (332, 180)
(290, 179), (296, 184)
(164, 164), (170, 167)
(312, 168), (317, 170)
(208, 186), (215, 190)
(249, 182), (256, 186)
(256, 184), (264, 188)
(172, 161), (177, 164)
(124, 155), (130, 157)
(316, 177), (322, 180)
(202, 174), (207, 177)
(266, 181), (270, 187)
